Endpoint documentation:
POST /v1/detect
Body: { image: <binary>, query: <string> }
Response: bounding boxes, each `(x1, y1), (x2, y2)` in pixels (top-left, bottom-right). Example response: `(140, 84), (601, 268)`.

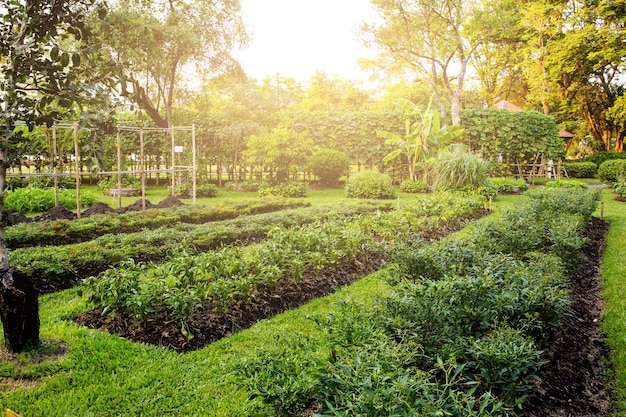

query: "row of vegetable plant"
(82, 191), (487, 340)
(10, 201), (393, 293)
(6, 197), (310, 248)
(240, 187), (601, 416)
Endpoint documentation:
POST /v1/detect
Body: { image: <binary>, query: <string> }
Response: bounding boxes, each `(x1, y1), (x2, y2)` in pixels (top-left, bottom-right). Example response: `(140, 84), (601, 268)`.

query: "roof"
(494, 100), (524, 112)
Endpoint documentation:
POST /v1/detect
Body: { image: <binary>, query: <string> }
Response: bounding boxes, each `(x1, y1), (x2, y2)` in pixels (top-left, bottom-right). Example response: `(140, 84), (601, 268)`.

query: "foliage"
(224, 181), (261, 192)
(545, 179), (588, 190)
(399, 179), (428, 193)
(97, 175), (140, 194)
(487, 178), (529, 193)
(433, 145), (491, 190)
(28, 176), (76, 190)
(197, 184), (219, 198)
(613, 174), (626, 198)
(345, 171), (396, 200)
(580, 151), (626, 166)
(244, 128), (314, 182)
(563, 162), (597, 178)
(379, 99), (462, 181)
(308, 149), (349, 187)
(4, 188), (98, 214)
(258, 182), (308, 198)
(598, 159), (626, 184)
(460, 109), (564, 177)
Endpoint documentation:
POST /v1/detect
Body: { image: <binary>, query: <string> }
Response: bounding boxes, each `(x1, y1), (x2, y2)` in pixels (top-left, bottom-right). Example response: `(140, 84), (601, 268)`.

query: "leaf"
(60, 52), (70, 67)
(50, 46), (59, 61)
(72, 53), (81, 67)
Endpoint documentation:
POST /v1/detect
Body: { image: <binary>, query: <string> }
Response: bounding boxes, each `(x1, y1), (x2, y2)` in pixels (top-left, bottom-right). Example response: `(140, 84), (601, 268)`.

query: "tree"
(379, 99), (461, 181)
(244, 128), (314, 182)
(99, 0), (249, 128)
(309, 149), (350, 187)
(0, 0), (110, 352)
(362, 0), (479, 125)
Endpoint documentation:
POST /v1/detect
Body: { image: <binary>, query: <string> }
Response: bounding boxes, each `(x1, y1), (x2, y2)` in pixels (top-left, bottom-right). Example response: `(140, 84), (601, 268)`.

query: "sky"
(234, 0), (381, 85)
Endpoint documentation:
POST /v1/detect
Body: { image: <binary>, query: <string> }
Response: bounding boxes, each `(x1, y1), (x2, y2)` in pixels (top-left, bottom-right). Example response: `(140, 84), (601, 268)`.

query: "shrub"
(28, 176), (75, 189)
(487, 177), (529, 193)
(258, 182), (308, 198)
(197, 184), (218, 198)
(433, 146), (491, 190)
(545, 179), (588, 190)
(563, 161), (597, 178)
(5, 187), (98, 213)
(580, 151), (626, 166)
(308, 148), (349, 187)
(598, 159), (626, 184)
(345, 171), (396, 199)
(400, 179), (428, 193)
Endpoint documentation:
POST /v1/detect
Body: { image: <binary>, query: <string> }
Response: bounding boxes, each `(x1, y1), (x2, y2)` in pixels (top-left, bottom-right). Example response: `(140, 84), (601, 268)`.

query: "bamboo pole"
(73, 121), (81, 219)
(52, 125), (59, 207)
(140, 127), (146, 211)
(171, 124), (176, 196)
(116, 128), (122, 209)
(192, 124), (197, 205)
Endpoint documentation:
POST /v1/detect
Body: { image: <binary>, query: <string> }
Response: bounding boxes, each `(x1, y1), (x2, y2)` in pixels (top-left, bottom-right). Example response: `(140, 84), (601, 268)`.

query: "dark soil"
(82, 202), (117, 217)
(156, 195), (185, 208)
(74, 212), (612, 415)
(118, 199), (156, 213)
(34, 206), (76, 221)
(523, 216), (610, 416)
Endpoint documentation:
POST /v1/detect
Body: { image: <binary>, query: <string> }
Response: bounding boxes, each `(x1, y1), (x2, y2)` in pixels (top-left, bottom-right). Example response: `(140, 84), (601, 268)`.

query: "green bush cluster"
(174, 183), (218, 198)
(13, 201), (393, 292)
(563, 161), (597, 178)
(6, 198), (309, 248)
(598, 159), (626, 184)
(487, 177), (529, 193)
(580, 151), (626, 166)
(433, 146), (491, 190)
(97, 175), (140, 194)
(224, 181), (260, 192)
(242, 187), (599, 416)
(258, 181), (308, 198)
(545, 179), (588, 190)
(399, 179), (428, 193)
(309, 148), (349, 187)
(4, 187), (98, 214)
(83, 192), (484, 336)
(345, 171), (396, 199)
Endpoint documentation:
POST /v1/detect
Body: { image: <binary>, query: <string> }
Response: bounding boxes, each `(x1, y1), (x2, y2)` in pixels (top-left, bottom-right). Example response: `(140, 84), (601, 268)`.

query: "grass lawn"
(0, 185), (624, 416)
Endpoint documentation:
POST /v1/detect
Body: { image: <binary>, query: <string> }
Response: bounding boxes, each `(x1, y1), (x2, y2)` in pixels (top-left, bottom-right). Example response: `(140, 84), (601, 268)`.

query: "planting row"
(240, 187), (601, 416)
(5, 197), (310, 248)
(11, 201), (393, 293)
(81, 191), (486, 340)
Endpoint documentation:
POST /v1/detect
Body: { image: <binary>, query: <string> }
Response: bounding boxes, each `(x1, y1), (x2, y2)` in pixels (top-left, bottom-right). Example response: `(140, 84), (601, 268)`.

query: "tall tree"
(362, 0), (479, 125)
(99, 0), (249, 128)
(0, 0), (111, 352)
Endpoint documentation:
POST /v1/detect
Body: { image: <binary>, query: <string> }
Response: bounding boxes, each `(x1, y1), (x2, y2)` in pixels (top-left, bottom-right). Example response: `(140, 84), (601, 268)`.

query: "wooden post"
(140, 127), (146, 211)
(171, 125), (176, 197)
(73, 121), (81, 219)
(192, 124), (197, 205)
(52, 125), (59, 207)
(600, 201), (604, 220)
(116, 128), (122, 210)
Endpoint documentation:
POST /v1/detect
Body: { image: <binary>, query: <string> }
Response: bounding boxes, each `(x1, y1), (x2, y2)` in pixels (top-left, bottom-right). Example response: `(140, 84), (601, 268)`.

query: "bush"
(400, 179), (428, 193)
(563, 161), (597, 178)
(580, 151), (626, 166)
(97, 175), (140, 194)
(598, 159), (626, 184)
(308, 148), (349, 187)
(197, 184), (218, 198)
(258, 182), (308, 198)
(345, 171), (396, 199)
(5, 187), (98, 213)
(545, 179), (588, 190)
(487, 177), (529, 193)
(433, 146), (491, 190)
(28, 176), (75, 189)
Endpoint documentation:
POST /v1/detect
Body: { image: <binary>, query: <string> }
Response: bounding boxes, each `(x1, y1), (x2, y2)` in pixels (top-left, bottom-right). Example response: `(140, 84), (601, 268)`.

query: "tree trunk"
(0, 269), (40, 353)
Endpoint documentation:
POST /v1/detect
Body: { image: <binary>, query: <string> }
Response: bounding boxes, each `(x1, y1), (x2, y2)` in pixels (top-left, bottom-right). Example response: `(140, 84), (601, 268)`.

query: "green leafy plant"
(258, 182), (308, 198)
(598, 159), (626, 184)
(400, 179), (428, 193)
(487, 177), (529, 193)
(433, 145), (491, 190)
(4, 187), (98, 213)
(308, 148), (349, 187)
(345, 171), (396, 199)
(545, 179), (588, 189)
(563, 161), (597, 178)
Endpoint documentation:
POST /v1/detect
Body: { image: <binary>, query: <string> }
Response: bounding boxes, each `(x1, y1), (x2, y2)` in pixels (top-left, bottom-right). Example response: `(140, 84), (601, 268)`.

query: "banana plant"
(379, 98), (463, 181)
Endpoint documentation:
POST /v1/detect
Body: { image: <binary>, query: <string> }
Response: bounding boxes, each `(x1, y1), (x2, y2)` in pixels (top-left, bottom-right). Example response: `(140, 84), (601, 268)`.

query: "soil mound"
(119, 199), (156, 213)
(35, 206), (76, 221)
(156, 195), (185, 208)
(83, 202), (116, 217)
(4, 210), (32, 225)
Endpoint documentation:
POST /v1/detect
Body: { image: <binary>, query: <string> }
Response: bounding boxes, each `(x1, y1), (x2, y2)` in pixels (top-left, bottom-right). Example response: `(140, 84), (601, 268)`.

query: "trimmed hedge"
(598, 159), (626, 184)
(345, 171), (396, 199)
(563, 161), (597, 178)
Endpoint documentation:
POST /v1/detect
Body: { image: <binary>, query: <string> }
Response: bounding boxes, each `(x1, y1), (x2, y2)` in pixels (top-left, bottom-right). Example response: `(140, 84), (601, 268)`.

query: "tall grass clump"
(433, 145), (491, 190)
(5, 187), (98, 213)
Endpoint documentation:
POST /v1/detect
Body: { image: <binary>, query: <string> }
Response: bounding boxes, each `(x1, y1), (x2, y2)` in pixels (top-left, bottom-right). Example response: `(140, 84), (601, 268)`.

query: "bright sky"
(234, 0), (381, 85)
